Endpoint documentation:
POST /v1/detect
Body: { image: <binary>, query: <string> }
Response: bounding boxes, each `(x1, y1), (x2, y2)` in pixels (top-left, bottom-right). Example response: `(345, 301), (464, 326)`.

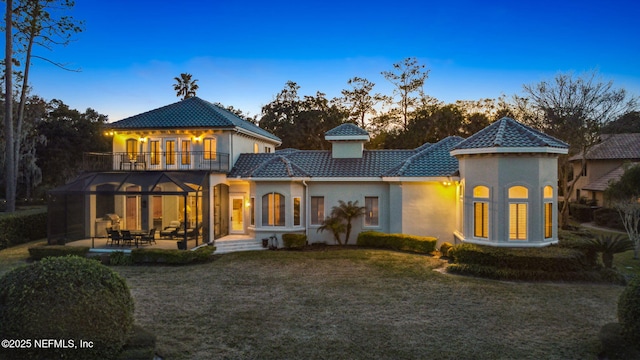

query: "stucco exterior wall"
(458, 154), (560, 247)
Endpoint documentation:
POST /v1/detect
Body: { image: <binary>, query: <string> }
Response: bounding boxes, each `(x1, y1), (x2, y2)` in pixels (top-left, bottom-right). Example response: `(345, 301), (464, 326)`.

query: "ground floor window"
(294, 197), (301, 226)
(262, 192), (285, 226)
(473, 202), (488, 238)
(509, 203), (527, 240)
(364, 196), (379, 226)
(544, 202), (553, 238)
(310, 196), (324, 225)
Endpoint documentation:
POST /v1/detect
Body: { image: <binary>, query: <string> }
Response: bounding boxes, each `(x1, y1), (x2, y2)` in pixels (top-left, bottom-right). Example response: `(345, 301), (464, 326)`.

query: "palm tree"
(331, 200), (366, 245)
(317, 215), (346, 245)
(587, 234), (634, 268)
(173, 73), (199, 100)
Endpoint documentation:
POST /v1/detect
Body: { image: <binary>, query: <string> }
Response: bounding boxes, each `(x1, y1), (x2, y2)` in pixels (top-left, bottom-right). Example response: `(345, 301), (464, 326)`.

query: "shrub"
(594, 207), (626, 231)
(558, 229), (598, 267)
(0, 210), (47, 250)
(586, 234), (634, 268)
(110, 251), (134, 266)
(28, 245), (90, 260)
(569, 202), (596, 222)
(0, 256), (135, 360)
(439, 242), (453, 257)
(283, 233), (307, 249)
(130, 245), (215, 265)
(447, 263), (625, 284)
(448, 243), (587, 272)
(356, 231), (437, 254)
(618, 277), (640, 344)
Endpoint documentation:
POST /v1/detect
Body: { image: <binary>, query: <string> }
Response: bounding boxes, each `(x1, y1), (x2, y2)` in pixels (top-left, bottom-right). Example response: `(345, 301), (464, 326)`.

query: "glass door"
(230, 196), (244, 233)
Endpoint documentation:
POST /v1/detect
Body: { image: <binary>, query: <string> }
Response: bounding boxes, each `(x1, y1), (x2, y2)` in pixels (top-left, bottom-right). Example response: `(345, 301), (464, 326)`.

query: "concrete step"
(214, 239), (267, 254)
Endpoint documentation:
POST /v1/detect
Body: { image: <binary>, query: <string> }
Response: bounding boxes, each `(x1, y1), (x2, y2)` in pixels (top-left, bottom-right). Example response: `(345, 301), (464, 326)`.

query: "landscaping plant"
(586, 234), (634, 269)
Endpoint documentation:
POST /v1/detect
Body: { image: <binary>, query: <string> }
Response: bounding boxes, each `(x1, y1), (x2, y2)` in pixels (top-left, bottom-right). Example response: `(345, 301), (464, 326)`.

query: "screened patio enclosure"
(48, 171), (210, 248)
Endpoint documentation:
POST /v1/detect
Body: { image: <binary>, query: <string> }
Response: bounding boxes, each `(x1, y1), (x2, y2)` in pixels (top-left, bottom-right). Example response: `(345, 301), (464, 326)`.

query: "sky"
(13, 0), (640, 122)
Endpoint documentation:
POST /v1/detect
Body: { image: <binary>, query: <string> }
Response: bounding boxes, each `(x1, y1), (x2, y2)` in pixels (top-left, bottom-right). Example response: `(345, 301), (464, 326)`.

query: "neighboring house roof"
(229, 136), (462, 179)
(108, 97), (281, 143)
(569, 133), (640, 161)
(582, 162), (640, 192)
(453, 117), (569, 151)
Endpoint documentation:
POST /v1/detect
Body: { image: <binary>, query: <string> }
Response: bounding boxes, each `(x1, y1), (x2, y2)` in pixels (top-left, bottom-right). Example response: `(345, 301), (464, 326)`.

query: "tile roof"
(325, 123), (370, 137)
(570, 133), (640, 161)
(582, 163), (640, 191)
(108, 97), (281, 143)
(229, 137), (462, 179)
(453, 117), (569, 151)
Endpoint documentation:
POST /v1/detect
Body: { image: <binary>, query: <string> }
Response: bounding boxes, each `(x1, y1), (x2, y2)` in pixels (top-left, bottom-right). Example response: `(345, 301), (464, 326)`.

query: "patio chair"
(140, 228), (156, 245)
(177, 222), (202, 239)
(107, 229), (122, 247)
(160, 220), (181, 239)
(121, 230), (134, 247)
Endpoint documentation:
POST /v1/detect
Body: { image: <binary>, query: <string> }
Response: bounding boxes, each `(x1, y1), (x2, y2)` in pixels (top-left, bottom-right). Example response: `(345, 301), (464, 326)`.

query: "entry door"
(125, 186), (140, 230)
(230, 196), (244, 233)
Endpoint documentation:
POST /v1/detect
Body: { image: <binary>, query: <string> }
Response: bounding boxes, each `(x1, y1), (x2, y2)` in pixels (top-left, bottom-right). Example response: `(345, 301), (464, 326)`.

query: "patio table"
(126, 230), (148, 248)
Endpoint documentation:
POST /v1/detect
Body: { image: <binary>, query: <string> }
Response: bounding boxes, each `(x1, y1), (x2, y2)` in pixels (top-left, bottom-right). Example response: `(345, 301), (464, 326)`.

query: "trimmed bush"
(283, 233), (307, 249)
(569, 203), (596, 222)
(618, 277), (640, 344)
(356, 231), (437, 254)
(594, 207), (626, 231)
(28, 245), (90, 260)
(0, 210), (47, 250)
(0, 256), (135, 360)
(130, 245), (215, 265)
(447, 263), (625, 283)
(110, 251), (134, 266)
(439, 242), (453, 257)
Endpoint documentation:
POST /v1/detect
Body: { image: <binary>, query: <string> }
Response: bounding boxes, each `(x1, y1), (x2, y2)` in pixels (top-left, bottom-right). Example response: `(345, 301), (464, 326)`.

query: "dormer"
(324, 123), (370, 159)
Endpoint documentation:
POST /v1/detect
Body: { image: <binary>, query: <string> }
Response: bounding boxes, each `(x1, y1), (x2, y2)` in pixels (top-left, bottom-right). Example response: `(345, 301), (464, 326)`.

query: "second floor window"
(150, 141), (160, 165)
(165, 140), (176, 165)
(182, 140), (191, 165)
(126, 139), (138, 161)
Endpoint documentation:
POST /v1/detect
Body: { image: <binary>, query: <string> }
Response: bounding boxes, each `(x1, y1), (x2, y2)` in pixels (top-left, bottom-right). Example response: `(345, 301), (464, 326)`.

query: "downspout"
(302, 180), (308, 240)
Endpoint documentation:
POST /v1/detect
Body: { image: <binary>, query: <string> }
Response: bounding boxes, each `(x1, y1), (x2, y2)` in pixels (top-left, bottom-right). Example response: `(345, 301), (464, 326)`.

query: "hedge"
(569, 203), (596, 222)
(28, 245), (90, 260)
(447, 243), (588, 272)
(283, 233), (307, 249)
(129, 245), (215, 265)
(0, 210), (47, 250)
(594, 207), (628, 231)
(356, 231), (437, 254)
(447, 263), (625, 283)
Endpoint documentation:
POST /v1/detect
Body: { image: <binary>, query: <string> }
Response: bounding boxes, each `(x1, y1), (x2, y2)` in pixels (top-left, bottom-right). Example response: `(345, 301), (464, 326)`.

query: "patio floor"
(65, 234), (257, 253)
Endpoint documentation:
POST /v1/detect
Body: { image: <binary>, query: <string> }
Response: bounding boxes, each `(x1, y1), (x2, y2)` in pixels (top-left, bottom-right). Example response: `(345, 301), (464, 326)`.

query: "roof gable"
(108, 97), (281, 143)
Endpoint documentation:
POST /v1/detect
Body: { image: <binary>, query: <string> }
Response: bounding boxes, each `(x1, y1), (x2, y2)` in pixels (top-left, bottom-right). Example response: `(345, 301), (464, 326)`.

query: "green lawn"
(0, 238), (630, 359)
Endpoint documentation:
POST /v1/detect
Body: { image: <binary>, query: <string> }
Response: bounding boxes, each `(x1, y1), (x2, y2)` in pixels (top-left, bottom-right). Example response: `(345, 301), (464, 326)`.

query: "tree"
(2, 0), (82, 212)
(518, 71), (638, 228)
(605, 164), (640, 259)
(316, 215), (346, 245)
(4, 0), (15, 211)
(381, 57), (429, 131)
(330, 200), (366, 245)
(173, 73), (199, 100)
(340, 77), (385, 129)
(602, 111), (640, 134)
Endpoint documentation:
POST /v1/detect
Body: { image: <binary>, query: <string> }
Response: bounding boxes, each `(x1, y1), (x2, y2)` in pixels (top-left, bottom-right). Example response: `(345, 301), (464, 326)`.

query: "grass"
(0, 234), (629, 359)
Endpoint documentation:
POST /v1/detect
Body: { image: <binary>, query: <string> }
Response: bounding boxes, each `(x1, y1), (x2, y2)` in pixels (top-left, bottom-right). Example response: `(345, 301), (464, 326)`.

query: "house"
(48, 97), (569, 250)
(569, 133), (640, 206)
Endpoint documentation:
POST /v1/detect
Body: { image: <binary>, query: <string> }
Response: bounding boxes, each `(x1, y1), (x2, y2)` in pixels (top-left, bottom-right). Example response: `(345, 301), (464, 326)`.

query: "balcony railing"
(83, 151), (230, 172)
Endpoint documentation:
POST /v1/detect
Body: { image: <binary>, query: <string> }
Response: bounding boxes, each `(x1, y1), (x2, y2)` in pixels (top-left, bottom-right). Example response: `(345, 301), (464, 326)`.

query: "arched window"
(473, 186), (489, 238)
(262, 192), (285, 226)
(508, 186), (528, 240)
(544, 186), (553, 239)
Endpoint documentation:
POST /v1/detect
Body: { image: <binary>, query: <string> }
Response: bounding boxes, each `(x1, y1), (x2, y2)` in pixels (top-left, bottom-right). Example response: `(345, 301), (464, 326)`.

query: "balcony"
(83, 151), (230, 172)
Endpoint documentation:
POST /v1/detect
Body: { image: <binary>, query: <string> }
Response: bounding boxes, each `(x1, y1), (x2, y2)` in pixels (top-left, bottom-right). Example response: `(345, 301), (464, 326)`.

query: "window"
(544, 186), (553, 239)
(508, 186), (528, 240)
(126, 139), (138, 161)
(150, 140), (160, 165)
(181, 140), (191, 165)
(262, 193), (285, 226)
(254, 143), (259, 153)
(204, 138), (216, 160)
(364, 196), (379, 226)
(293, 197), (301, 226)
(310, 196), (324, 225)
(473, 186), (489, 238)
(165, 140), (176, 165)
(265, 146), (272, 153)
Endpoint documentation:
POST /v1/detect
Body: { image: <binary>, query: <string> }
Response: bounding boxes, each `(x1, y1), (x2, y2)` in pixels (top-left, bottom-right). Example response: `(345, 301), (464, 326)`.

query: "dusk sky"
(18, 0), (640, 122)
